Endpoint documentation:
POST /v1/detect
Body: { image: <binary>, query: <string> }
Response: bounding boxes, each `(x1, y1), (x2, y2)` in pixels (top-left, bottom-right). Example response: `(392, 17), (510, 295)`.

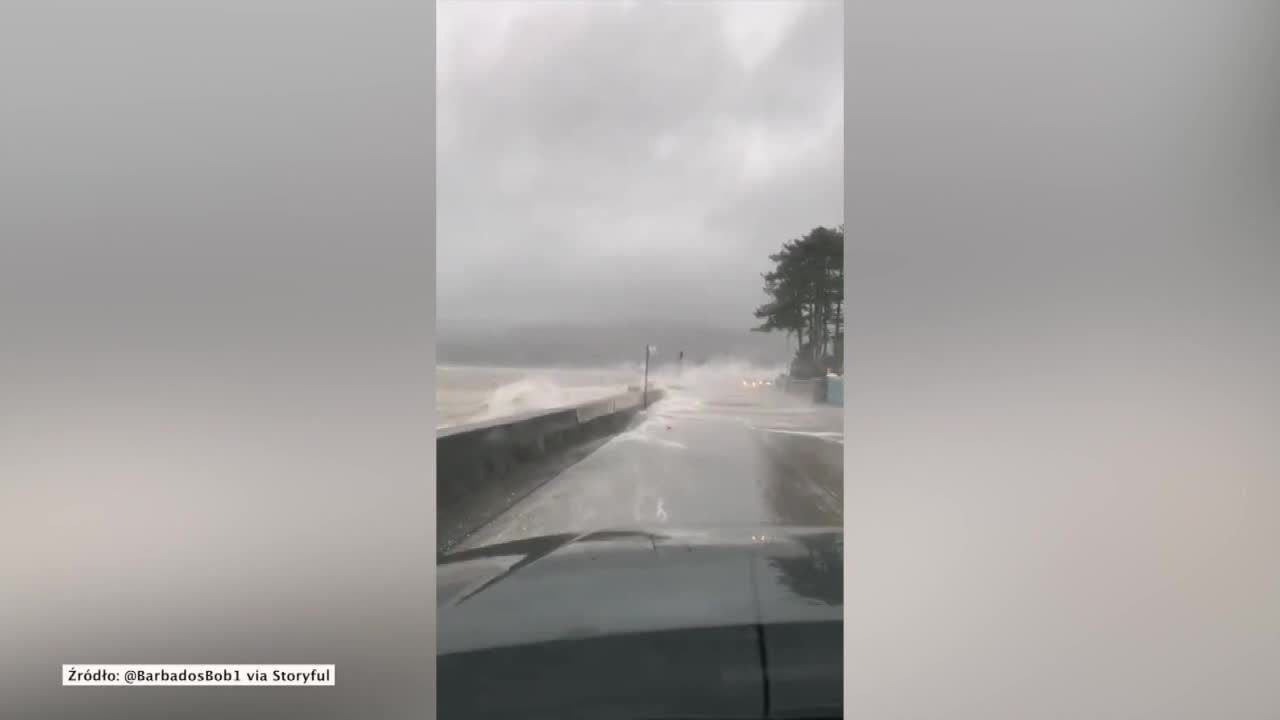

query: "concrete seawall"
(437, 389), (664, 552)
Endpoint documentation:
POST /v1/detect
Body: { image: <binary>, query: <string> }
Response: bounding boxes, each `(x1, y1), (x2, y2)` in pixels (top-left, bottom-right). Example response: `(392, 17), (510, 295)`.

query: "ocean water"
(435, 365), (642, 428)
(434, 361), (801, 430)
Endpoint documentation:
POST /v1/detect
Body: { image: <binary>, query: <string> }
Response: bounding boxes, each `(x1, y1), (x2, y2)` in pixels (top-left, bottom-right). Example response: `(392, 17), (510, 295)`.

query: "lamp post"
(643, 344), (656, 408)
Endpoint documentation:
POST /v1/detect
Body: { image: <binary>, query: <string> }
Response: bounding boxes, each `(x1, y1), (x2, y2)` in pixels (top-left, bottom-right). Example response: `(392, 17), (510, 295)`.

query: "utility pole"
(642, 345), (651, 408)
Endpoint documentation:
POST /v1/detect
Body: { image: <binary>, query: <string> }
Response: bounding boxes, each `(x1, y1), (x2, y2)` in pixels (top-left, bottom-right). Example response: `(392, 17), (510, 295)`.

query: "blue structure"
(825, 376), (843, 406)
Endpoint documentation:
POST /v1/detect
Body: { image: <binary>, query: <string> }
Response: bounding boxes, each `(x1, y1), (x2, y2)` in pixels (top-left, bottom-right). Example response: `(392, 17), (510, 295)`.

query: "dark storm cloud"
(437, 0), (843, 335)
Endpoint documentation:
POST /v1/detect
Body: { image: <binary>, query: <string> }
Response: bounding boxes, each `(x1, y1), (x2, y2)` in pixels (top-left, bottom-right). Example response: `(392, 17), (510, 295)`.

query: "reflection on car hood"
(438, 526), (841, 656)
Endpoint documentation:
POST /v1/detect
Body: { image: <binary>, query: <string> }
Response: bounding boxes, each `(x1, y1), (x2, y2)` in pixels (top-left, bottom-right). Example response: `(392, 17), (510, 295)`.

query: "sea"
(434, 360), (800, 429)
(435, 365), (644, 428)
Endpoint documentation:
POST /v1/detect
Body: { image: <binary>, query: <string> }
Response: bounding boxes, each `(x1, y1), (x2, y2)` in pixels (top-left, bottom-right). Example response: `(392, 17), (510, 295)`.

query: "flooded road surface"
(456, 381), (843, 551)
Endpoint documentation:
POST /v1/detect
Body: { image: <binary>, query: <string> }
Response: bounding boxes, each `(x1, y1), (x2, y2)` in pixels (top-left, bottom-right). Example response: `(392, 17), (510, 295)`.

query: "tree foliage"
(753, 225), (843, 377)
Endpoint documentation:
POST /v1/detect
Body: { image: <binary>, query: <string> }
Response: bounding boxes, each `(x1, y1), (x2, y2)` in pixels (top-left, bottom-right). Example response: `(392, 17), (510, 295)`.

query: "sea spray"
(471, 376), (628, 423)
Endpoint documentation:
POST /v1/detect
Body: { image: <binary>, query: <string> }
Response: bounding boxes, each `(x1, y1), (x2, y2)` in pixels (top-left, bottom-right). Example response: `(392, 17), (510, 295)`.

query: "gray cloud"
(437, 0), (842, 347)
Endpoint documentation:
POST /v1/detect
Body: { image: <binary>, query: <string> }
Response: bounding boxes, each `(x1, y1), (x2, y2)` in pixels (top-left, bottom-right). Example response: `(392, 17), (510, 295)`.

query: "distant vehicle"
(438, 526), (843, 719)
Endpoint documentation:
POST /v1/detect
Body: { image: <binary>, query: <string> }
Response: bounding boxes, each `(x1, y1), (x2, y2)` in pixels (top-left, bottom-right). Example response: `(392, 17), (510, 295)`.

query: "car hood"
(438, 526), (842, 656)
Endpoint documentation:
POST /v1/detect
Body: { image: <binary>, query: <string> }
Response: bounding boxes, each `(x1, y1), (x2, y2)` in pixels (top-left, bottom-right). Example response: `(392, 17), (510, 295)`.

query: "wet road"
(457, 382), (843, 550)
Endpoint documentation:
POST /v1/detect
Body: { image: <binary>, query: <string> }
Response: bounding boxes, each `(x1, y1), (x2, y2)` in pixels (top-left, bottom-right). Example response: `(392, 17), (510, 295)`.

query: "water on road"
(456, 369), (842, 550)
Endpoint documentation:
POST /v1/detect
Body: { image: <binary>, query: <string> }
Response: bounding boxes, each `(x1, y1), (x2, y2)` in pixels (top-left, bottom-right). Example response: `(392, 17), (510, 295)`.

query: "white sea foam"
(470, 377), (626, 423)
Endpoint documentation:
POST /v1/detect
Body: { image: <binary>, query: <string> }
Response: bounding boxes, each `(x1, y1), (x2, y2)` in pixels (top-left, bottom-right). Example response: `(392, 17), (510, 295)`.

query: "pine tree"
(753, 225), (843, 377)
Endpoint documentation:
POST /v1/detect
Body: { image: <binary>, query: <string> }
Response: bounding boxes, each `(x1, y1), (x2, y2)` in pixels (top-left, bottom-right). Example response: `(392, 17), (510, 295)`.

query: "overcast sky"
(437, 0), (842, 336)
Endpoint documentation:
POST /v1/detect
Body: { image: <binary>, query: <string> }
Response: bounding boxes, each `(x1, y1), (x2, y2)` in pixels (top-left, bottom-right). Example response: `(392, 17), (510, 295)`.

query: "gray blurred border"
(0, 1), (436, 718)
(845, 1), (1280, 717)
